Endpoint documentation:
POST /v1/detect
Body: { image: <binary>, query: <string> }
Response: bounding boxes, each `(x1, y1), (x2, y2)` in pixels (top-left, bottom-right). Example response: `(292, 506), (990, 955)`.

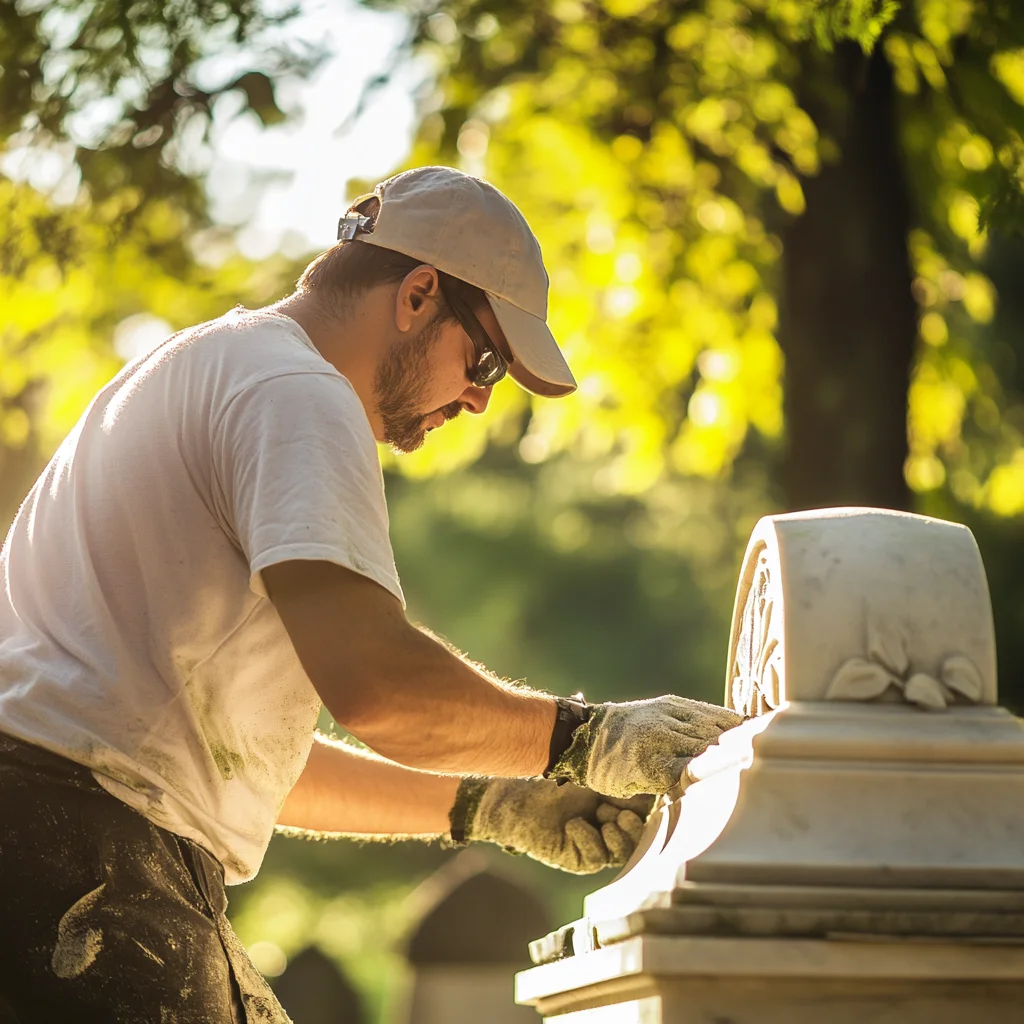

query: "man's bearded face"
(374, 315), (463, 454)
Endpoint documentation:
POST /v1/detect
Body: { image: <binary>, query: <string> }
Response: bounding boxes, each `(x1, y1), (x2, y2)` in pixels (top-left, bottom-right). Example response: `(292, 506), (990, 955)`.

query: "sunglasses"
(437, 276), (509, 389)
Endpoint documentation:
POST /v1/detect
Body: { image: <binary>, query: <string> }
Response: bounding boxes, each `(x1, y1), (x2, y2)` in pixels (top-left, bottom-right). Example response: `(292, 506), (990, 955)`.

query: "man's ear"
(396, 265), (440, 329)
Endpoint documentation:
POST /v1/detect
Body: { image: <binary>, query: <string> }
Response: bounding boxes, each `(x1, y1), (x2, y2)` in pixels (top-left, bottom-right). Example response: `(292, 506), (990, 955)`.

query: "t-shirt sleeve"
(209, 370), (404, 606)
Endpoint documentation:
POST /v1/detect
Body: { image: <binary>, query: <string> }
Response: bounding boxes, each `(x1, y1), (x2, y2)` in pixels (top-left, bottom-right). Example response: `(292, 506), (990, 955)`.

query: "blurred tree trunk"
(780, 44), (916, 512)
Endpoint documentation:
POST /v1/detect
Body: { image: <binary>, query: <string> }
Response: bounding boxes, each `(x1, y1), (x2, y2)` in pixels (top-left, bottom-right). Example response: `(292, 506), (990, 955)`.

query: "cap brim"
(487, 294), (577, 398)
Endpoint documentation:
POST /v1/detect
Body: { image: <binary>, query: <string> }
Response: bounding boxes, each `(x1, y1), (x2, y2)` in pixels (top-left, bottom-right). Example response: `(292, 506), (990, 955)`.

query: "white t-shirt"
(0, 307), (404, 883)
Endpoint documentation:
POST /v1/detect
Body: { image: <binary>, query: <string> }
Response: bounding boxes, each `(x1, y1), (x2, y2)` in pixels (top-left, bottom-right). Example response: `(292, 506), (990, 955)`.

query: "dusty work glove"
(449, 776), (654, 874)
(550, 695), (743, 799)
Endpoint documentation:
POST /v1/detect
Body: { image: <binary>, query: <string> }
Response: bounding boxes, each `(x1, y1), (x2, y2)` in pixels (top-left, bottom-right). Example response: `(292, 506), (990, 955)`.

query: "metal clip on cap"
(336, 212), (373, 243)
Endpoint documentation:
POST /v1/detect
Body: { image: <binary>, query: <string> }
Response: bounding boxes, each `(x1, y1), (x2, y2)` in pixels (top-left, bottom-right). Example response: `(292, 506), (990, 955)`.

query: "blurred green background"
(6, 0), (1024, 1017)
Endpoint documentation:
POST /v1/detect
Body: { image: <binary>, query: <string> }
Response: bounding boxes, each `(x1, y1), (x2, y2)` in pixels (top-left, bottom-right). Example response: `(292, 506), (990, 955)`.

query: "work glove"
(449, 776), (654, 874)
(550, 695), (743, 799)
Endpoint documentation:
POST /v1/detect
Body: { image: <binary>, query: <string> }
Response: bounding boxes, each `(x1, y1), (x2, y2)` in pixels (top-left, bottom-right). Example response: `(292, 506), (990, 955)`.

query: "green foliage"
(360, 0), (1024, 523)
(788, 0), (900, 52)
(392, 0), (806, 487)
(386, 453), (755, 703)
(892, 3), (1024, 513)
(0, 0), (315, 519)
(0, 0), (316, 224)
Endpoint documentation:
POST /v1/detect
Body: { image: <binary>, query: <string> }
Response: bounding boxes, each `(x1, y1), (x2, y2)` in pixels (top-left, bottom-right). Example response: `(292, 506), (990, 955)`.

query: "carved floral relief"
(730, 547), (783, 717)
(825, 614), (983, 711)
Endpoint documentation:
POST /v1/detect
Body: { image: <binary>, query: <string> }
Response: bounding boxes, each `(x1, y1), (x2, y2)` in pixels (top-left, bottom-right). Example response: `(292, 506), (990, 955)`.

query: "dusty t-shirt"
(0, 307), (404, 883)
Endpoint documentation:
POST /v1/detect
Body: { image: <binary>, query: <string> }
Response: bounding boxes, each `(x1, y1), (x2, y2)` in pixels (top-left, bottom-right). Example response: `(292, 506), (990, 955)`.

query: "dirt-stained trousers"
(0, 732), (291, 1023)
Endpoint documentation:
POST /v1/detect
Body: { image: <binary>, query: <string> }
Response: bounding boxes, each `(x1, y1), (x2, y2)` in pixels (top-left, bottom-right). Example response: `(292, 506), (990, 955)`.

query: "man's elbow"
(265, 559), (415, 737)
(308, 625), (426, 745)
(326, 688), (390, 741)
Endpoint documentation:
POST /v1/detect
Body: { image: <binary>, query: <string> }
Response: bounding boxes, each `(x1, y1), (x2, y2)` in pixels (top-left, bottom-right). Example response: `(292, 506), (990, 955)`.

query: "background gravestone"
(402, 852), (550, 1024)
(271, 945), (365, 1024)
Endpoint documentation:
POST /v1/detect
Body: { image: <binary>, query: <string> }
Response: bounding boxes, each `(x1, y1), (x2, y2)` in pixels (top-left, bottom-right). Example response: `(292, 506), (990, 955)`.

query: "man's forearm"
(337, 625), (557, 776)
(278, 733), (461, 835)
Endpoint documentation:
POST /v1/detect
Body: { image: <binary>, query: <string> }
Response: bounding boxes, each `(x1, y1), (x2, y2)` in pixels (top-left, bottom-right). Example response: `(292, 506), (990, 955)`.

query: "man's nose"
(459, 384), (493, 415)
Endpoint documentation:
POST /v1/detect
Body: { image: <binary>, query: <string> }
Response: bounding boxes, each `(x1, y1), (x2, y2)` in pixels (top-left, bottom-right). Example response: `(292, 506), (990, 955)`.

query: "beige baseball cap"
(340, 166), (576, 398)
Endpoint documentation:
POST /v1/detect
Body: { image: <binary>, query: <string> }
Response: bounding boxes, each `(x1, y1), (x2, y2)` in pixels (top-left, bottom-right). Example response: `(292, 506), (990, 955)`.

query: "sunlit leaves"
(917, 0), (974, 59)
(0, 0), (318, 238)
(882, 0), (1024, 514)
(889, 5), (1024, 236)
(0, 177), (293, 521)
(375, 0), (827, 489)
(984, 454), (1024, 516)
(372, 0), (1024, 519)
(903, 223), (1024, 511)
(991, 50), (1024, 107)
(766, 0), (900, 51)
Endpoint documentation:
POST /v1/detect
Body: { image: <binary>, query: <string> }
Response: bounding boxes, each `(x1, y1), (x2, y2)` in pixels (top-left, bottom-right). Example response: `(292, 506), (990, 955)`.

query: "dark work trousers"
(0, 732), (290, 1023)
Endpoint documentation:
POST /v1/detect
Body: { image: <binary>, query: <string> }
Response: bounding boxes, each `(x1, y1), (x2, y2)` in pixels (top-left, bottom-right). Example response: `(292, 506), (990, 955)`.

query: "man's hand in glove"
(449, 776), (654, 874)
(550, 695), (743, 798)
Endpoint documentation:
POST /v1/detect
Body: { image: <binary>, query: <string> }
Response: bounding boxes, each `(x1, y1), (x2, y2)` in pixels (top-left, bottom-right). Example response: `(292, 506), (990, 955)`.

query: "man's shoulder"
(179, 308), (374, 443)
(174, 306), (325, 371)
(167, 306), (357, 403)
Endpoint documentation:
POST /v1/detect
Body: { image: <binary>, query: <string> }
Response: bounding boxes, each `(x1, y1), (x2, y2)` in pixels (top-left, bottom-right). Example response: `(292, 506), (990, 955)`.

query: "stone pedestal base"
(516, 935), (1024, 1023)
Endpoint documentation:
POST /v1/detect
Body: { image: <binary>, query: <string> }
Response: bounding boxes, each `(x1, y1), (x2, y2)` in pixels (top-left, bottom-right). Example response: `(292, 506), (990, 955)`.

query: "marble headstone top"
(727, 507), (996, 714)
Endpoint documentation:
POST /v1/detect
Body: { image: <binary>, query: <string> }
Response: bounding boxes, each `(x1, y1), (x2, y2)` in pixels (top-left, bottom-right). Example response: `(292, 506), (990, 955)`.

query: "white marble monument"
(516, 508), (1024, 1022)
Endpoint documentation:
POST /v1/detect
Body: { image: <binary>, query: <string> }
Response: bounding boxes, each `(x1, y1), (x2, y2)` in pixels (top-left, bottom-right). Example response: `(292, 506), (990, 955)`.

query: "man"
(0, 166), (741, 1022)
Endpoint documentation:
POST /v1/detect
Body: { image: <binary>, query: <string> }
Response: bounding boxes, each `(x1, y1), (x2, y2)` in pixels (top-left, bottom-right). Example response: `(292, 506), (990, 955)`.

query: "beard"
(374, 316), (463, 454)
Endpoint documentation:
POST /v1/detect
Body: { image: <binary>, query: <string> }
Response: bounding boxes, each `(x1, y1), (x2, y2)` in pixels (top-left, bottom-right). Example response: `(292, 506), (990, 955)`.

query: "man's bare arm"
(277, 733), (652, 878)
(263, 560), (556, 776)
(277, 733), (459, 835)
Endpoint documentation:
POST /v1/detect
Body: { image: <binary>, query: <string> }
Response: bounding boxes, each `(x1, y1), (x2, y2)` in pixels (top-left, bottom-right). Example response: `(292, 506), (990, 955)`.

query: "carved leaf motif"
(826, 658), (896, 701)
(765, 660), (781, 708)
(904, 673), (948, 711)
(940, 654), (984, 703)
(867, 616), (909, 677)
(731, 670), (746, 716)
(758, 626), (777, 680)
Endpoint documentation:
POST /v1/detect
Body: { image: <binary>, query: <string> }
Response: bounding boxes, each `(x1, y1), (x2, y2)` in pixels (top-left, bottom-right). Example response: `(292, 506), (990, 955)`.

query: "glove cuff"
(447, 776), (491, 845)
(543, 695), (591, 779)
(547, 704), (606, 788)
